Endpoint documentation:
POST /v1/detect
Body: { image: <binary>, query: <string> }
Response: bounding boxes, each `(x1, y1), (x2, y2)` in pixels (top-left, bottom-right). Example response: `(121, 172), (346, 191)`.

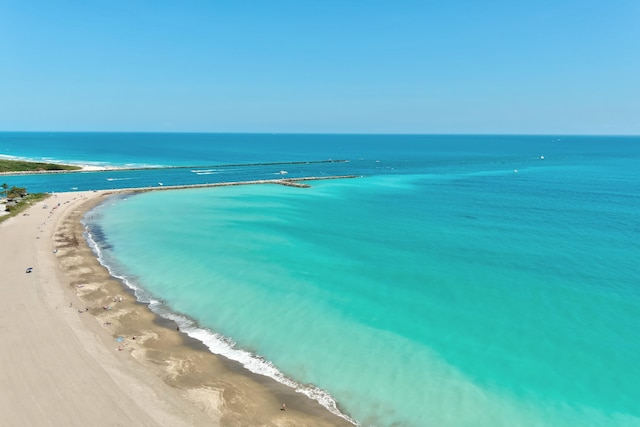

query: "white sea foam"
(84, 224), (162, 305)
(192, 169), (239, 175)
(81, 210), (357, 425)
(192, 170), (236, 175)
(151, 309), (357, 425)
(1, 152), (164, 171)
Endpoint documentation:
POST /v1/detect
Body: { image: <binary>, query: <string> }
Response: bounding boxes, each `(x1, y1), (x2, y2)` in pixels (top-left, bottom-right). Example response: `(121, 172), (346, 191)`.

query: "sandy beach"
(0, 190), (352, 426)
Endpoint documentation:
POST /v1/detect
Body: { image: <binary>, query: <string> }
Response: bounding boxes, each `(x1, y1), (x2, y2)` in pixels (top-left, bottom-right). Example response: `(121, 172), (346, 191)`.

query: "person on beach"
(281, 403), (286, 411)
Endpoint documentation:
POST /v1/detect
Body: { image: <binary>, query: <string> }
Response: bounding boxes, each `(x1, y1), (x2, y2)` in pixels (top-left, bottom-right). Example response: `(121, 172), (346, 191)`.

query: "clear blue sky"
(1, 0), (639, 134)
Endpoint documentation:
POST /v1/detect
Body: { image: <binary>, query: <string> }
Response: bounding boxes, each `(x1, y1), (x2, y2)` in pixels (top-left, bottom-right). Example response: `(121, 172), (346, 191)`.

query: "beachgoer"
(281, 403), (286, 411)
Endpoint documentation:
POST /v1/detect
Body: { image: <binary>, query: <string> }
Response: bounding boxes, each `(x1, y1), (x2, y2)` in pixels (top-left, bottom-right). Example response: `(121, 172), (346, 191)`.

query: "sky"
(1, 0), (639, 134)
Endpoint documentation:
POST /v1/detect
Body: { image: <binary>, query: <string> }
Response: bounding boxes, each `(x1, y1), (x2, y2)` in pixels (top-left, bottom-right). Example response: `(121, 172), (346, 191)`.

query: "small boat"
(278, 170), (288, 175)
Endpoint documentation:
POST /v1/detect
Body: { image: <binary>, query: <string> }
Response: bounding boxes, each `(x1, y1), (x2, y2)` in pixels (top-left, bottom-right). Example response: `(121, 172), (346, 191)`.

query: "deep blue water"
(2, 133), (639, 426)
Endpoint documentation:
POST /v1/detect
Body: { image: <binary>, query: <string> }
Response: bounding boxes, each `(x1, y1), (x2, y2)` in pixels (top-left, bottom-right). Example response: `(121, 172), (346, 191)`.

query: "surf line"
(1, 159), (350, 176)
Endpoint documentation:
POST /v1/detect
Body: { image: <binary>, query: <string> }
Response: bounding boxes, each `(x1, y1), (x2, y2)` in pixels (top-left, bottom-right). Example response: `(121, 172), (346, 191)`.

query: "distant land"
(0, 159), (81, 173)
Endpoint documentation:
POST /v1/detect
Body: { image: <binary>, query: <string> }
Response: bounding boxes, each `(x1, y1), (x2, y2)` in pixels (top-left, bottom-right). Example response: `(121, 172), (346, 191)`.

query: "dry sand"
(0, 191), (353, 426)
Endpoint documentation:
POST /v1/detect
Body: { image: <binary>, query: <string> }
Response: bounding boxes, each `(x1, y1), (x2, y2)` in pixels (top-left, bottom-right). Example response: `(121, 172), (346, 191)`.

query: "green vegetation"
(0, 188), (50, 223)
(3, 184), (26, 199)
(0, 159), (81, 173)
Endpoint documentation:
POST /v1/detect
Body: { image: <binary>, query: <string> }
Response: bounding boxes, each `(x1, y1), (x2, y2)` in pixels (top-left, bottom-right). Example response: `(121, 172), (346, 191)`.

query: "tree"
(7, 185), (26, 199)
(0, 183), (7, 199)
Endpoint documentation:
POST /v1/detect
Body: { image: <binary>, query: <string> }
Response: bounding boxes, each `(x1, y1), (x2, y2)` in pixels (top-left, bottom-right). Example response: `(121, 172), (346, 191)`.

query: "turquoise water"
(3, 133), (640, 425)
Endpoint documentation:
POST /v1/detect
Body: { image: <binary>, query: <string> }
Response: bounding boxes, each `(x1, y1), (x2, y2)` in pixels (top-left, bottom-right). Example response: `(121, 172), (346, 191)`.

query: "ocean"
(1, 133), (639, 426)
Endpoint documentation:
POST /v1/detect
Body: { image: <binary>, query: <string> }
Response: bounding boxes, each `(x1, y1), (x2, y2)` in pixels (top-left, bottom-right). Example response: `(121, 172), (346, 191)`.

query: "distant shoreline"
(0, 159), (350, 176)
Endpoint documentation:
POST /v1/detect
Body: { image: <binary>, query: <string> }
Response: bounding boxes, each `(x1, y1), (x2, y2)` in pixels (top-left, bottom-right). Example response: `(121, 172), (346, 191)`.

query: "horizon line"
(1, 130), (639, 138)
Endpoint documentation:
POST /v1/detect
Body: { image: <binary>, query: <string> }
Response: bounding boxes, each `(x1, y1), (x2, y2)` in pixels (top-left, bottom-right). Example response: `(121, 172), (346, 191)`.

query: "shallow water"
(3, 133), (640, 426)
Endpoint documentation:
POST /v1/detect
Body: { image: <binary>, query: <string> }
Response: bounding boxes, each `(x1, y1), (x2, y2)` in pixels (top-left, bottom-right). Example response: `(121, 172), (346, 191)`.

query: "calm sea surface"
(2, 133), (639, 426)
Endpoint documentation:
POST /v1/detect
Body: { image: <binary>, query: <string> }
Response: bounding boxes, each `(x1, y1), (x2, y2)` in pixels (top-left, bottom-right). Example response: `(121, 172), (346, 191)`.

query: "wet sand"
(0, 190), (353, 426)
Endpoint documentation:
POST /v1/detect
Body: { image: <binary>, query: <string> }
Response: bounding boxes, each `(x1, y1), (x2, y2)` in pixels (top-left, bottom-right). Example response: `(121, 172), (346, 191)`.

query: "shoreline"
(0, 189), (354, 426)
(0, 159), (350, 176)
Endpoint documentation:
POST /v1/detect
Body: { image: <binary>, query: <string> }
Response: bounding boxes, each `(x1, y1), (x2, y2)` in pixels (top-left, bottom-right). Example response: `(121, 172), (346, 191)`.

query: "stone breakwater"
(101, 175), (361, 194)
